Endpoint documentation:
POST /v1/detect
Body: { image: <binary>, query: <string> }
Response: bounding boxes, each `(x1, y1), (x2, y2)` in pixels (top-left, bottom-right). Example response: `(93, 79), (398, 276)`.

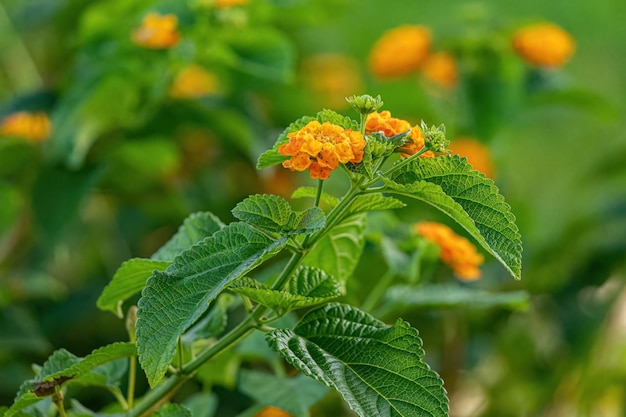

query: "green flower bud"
(346, 94), (384, 115)
(421, 121), (449, 153)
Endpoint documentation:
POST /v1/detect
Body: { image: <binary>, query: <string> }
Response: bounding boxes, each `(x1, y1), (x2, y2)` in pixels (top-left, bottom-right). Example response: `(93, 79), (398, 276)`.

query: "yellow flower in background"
(131, 13), (180, 49)
(278, 121), (366, 180)
(255, 406), (292, 417)
(448, 138), (494, 179)
(301, 54), (363, 110)
(0, 111), (51, 142)
(365, 111), (434, 158)
(422, 52), (458, 88)
(369, 25), (431, 79)
(512, 23), (575, 68)
(169, 65), (219, 99)
(213, 0), (249, 7)
(415, 222), (484, 281)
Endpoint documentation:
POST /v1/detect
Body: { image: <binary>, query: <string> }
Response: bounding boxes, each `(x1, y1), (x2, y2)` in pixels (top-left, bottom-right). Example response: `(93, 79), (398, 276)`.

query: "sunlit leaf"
(348, 193), (405, 215)
(267, 303), (448, 417)
(386, 155), (522, 279)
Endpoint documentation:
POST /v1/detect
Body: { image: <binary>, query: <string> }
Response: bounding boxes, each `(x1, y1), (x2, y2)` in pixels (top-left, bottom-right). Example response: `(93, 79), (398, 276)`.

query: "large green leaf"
(238, 370), (328, 417)
(136, 222), (288, 387)
(386, 155), (522, 279)
(151, 212), (224, 262)
(303, 214), (366, 283)
(229, 266), (342, 314)
(7, 343), (136, 417)
(267, 303), (448, 417)
(97, 258), (170, 318)
(348, 193), (405, 216)
(380, 284), (530, 315)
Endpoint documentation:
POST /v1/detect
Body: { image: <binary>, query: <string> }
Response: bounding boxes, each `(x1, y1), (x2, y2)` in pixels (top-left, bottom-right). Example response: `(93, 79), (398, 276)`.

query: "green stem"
(110, 387), (129, 410)
(128, 355), (137, 409)
(361, 269), (395, 312)
(376, 146), (431, 184)
(52, 389), (67, 417)
(313, 179), (324, 208)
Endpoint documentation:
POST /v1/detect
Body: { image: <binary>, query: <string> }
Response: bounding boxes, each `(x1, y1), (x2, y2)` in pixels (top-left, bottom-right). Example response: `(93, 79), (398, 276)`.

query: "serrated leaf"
(291, 187), (338, 208)
(6, 343), (136, 417)
(315, 109), (359, 131)
(387, 155), (522, 280)
(136, 222), (288, 387)
(290, 207), (326, 235)
(97, 259), (170, 318)
(238, 370), (328, 417)
(152, 212), (224, 262)
(154, 403), (192, 417)
(303, 214), (366, 283)
(232, 194), (293, 232)
(267, 303), (448, 417)
(230, 266), (341, 313)
(381, 284), (530, 314)
(348, 193), (405, 216)
(257, 116), (315, 169)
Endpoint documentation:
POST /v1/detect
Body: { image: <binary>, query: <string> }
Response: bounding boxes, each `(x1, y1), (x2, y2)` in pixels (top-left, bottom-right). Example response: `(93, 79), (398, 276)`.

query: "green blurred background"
(1, 0), (625, 415)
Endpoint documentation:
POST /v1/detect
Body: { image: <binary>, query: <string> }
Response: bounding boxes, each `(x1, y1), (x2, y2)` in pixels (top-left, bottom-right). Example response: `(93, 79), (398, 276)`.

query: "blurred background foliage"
(1, 0), (625, 415)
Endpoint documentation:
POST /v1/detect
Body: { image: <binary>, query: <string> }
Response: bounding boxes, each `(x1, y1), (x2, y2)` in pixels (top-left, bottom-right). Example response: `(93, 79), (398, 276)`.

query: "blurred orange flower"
(0, 111), (51, 142)
(278, 121), (366, 180)
(447, 138), (494, 179)
(301, 54), (363, 109)
(422, 52), (458, 88)
(512, 23), (575, 68)
(255, 406), (292, 417)
(415, 222), (484, 281)
(213, 0), (249, 7)
(131, 13), (180, 49)
(365, 111), (434, 158)
(369, 25), (431, 79)
(169, 65), (219, 99)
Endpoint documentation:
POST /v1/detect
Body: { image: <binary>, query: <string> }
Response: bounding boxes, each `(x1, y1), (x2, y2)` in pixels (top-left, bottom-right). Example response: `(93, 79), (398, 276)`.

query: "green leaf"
(348, 193), (405, 216)
(229, 266), (342, 314)
(386, 155), (522, 280)
(267, 303), (448, 417)
(154, 403), (192, 417)
(136, 222), (288, 387)
(291, 187), (338, 208)
(183, 393), (218, 417)
(152, 212), (225, 262)
(381, 284), (530, 314)
(7, 343), (136, 417)
(303, 214), (366, 283)
(232, 194), (325, 235)
(238, 370), (328, 417)
(97, 258), (170, 318)
(315, 109), (359, 131)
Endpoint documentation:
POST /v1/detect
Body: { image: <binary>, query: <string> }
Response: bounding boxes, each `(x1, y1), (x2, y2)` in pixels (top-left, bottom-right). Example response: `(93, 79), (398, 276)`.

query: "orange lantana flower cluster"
(512, 23), (575, 68)
(278, 121), (366, 180)
(0, 112), (51, 142)
(416, 222), (484, 281)
(131, 13), (180, 49)
(365, 111), (434, 158)
(368, 25), (458, 89)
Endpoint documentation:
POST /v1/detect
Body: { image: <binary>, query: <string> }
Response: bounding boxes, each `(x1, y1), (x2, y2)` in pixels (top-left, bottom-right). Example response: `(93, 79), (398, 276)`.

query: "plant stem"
(361, 269), (395, 312)
(52, 390), (67, 417)
(314, 179), (324, 207)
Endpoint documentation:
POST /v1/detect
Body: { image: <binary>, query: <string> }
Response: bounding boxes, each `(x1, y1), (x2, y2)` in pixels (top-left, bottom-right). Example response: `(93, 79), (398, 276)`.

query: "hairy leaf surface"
(152, 212), (224, 262)
(267, 303), (448, 417)
(230, 266), (341, 313)
(137, 222), (287, 387)
(97, 258), (170, 317)
(387, 155), (522, 279)
(348, 193), (405, 215)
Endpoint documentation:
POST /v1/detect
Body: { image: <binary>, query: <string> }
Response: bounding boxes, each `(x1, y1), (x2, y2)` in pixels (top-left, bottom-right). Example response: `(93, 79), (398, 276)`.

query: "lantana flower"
(448, 138), (494, 179)
(131, 13), (180, 49)
(512, 23), (575, 68)
(0, 111), (51, 142)
(169, 65), (219, 99)
(254, 406), (292, 417)
(278, 121), (366, 180)
(369, 25), (431, 79)
(213, 0), (249, 7)
(365, 111), (434, 158)
(301, 54), (363, 110)
(415, 222), (484, 281)
(422, 52), (458, 89)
